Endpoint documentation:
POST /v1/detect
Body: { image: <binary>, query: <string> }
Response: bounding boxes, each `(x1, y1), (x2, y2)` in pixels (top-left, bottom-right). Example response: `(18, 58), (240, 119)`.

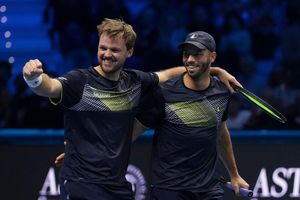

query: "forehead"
(99, 34), (126, 48)
(182, 44), (203, 52)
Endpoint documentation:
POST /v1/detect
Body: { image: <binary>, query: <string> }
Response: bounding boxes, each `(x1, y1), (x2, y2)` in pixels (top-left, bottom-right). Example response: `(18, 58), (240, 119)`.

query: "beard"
(184, 61), (210, 80)
(98, 56), (123, 75)
(99, 62), (122, 74)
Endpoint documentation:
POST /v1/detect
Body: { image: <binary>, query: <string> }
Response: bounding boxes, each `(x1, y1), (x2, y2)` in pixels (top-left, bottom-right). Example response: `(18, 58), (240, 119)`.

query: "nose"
(104, 49), (112, 57)
(186, 54), (195, 63)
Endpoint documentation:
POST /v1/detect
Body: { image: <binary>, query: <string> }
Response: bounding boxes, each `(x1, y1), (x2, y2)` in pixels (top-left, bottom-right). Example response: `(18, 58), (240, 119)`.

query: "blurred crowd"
(1, 0), (299, 129)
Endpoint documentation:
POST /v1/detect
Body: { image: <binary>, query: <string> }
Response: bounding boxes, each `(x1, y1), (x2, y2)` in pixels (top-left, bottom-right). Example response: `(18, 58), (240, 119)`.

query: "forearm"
(23, 59), (62, 98)
(31, 74), (62, 98)
(210, 67), (224, 76)
(218, 124), (239, 178)
(210, 67), (242, 92)
(155, 66), (186, 84)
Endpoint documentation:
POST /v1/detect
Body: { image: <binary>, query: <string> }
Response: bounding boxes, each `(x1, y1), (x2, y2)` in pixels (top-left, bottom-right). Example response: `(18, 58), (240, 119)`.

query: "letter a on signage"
(253, 168), (270, 197)
(39, 167), (58, 195)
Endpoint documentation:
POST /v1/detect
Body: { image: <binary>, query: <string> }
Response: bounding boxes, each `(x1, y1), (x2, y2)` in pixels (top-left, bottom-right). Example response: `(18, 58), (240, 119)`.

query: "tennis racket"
(233, 85), (287, 123)
(219, 176), (253, 198)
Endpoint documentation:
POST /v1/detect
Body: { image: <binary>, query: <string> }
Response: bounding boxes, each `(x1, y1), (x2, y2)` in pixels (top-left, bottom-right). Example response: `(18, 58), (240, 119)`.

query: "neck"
(183, 70), (210, 91)
(94, 65), (121, 81)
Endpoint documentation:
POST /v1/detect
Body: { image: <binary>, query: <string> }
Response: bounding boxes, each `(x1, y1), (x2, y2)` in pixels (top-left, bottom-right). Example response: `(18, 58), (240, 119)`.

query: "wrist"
(23, 74), (43, 88)
(229, 171), (240, 179)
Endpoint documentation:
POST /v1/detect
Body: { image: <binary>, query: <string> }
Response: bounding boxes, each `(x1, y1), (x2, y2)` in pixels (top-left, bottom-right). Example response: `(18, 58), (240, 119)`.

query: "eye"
(183, 52), (189, 57)
(99, 46), (107, 51)
(183, 51), (202, 57)
(110, 48), (120, 53)
(193, 52), (203, 56)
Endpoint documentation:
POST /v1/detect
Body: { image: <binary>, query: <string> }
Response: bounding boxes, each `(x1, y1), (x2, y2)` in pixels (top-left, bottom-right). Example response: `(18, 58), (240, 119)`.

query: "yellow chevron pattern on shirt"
(93, 89), (134, 111)
(167, 101), (217, 127)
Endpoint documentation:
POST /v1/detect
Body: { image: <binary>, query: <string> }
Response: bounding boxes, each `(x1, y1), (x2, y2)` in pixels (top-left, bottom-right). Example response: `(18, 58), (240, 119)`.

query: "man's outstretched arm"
(23, 59), (62, 98)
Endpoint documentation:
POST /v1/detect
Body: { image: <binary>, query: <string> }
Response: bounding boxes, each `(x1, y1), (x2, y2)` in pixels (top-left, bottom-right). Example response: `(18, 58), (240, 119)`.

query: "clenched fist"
(23, 59), (44, 80)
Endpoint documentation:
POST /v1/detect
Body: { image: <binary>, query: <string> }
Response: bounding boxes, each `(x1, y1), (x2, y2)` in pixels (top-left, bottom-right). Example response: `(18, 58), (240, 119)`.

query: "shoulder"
(57, 67), (89, 83)
(123, 69), (157, 79)
(122, 69), (159, 89)
(161, 75), (182, 89)
(66, 67), (89, 77)
(210, 76), (231, 96)
(160, 75), (184, 95)
(158, 75), (186, 100)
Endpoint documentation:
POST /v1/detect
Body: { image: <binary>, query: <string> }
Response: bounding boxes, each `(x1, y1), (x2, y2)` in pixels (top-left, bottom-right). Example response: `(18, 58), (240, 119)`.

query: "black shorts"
(60, 179), (134, 200)
(150, 187), (223, 200)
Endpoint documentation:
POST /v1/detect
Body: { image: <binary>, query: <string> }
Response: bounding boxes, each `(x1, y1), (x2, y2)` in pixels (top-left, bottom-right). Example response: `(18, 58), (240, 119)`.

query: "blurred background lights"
(0, 5), (7, 12)
(4, 30), (11, 38)
(5, 41), (12, 48)
(1, 16), (7, 23)
(8, 56), (15, 64)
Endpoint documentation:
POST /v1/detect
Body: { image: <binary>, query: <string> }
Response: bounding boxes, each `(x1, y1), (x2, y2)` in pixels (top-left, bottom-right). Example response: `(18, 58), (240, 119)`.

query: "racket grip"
(224, 182), (253, 197)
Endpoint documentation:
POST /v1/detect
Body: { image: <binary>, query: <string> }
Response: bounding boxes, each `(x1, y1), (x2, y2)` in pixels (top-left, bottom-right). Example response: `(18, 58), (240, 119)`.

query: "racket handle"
(224, 182), (253, 197)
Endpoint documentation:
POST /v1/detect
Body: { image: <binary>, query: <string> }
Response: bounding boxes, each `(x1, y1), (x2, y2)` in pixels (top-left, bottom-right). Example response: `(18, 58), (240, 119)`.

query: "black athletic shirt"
(52, 67), (158, 188)
(137, 74), (231, 193)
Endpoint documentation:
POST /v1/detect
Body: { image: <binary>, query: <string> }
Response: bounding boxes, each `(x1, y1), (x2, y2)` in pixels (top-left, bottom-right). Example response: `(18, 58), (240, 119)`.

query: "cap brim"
(178, 41), (206, 50)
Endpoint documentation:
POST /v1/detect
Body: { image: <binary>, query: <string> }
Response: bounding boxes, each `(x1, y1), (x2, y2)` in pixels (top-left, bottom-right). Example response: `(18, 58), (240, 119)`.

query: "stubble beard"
(98, 56), (123, 75)
(185, 61), (210, 81)
(101, 62), (122, 73)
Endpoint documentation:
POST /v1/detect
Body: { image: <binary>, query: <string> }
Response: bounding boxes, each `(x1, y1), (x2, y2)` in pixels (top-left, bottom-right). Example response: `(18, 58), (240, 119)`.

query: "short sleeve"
(50, 69), (87, 108)
(132, 70), (159, 94)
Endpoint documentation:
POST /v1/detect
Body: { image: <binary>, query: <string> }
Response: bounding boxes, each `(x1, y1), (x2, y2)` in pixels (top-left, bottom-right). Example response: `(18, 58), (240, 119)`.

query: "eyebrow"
(183, 50), (204, 55)
(99, 45), (121, 51)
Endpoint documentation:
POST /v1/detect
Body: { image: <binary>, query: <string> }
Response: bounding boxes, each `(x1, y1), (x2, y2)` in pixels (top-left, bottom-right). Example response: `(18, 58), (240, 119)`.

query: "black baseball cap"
(178, 31), (216, 52)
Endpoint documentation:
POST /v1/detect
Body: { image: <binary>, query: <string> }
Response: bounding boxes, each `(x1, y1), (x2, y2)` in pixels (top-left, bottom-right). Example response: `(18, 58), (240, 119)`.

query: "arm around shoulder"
(210, 67), (242, 93)
(155, 66), (186, 84)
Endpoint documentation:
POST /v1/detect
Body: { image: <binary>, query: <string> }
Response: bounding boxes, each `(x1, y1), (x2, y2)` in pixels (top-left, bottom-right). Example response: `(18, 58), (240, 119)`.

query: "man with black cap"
(135, 31), (249, 199)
